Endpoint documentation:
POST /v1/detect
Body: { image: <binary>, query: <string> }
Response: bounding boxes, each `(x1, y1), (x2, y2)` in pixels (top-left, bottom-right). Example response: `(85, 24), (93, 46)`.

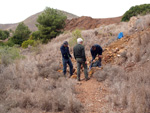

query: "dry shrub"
(99, 26), (150, 112)
(115, 31), (150, 67)
(135, 14), (150, 31)
(0, 32), (83, 113)
(0, 59), (82, 113)
(95, 62), (150, 113)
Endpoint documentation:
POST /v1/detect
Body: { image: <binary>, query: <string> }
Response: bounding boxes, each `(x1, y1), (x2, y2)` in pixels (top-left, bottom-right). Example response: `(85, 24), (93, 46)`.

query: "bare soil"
(65, 16), (122, 31)
(75, 74), (109, 113)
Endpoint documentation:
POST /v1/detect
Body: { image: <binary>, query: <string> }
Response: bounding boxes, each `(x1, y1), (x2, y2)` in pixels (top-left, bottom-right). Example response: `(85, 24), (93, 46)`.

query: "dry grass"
(81, 14), (150, 55)
(98, 63), (150, 113)
(1, 14), (150, 113)
(0, 32), (83, 113)
(94, 20), (150, 113)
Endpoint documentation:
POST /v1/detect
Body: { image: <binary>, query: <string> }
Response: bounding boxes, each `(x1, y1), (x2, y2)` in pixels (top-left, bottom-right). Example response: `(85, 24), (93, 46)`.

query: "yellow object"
(71, 75), (77, 79)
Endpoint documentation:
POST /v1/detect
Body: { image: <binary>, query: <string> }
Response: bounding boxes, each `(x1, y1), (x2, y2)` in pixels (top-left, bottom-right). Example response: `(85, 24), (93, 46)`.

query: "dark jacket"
(73, 44), (86, 61)
(90, 44), (103, 61)
(60, 45), (72, 59)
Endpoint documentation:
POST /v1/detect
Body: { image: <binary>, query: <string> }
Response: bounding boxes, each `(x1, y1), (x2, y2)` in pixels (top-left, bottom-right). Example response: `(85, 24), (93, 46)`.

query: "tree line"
(0, 7), (67, 48)
(122, 4), (150, 21)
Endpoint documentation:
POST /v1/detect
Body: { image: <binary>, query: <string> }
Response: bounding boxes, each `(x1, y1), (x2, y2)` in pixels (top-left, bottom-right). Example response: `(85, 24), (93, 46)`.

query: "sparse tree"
(0, 30), (10, 40)
(36, 7), (67, 43)
(12, 22), (31, 45)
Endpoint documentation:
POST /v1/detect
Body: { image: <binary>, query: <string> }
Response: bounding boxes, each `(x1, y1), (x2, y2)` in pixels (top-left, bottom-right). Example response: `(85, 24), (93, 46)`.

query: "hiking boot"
(68, 75), (72, 78)
(85, 77), (90, 81)
(77, 78), (81, 81)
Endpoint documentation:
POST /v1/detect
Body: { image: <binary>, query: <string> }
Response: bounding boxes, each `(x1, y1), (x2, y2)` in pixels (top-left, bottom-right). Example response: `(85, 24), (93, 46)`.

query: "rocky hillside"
(0, 11), (121, 32)
(0, 14), (150, 113)
(0, 10), (78, 31)
(65, 16), (122, 31)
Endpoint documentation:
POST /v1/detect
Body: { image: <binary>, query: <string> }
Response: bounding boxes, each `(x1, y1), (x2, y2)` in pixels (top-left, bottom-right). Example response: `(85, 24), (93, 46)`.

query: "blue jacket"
(90, 44), (103, 61)
(60, 45), (72, 59)
(118, 32), (124, 39)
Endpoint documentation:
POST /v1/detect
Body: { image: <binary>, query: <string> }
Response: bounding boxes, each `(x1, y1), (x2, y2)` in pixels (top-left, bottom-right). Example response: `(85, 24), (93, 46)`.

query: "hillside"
(65, 16), (122, 31)
(0, 11), (121, 32)
(0, 12), (150, 113)
(0, 10), (78, 31)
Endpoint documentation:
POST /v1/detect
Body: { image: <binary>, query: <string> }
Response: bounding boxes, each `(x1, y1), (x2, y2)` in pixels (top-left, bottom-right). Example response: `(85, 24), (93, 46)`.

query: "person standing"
(90, 44), (103, 69)
(73, 38), (89, 81)
(60, 41), (73, 77)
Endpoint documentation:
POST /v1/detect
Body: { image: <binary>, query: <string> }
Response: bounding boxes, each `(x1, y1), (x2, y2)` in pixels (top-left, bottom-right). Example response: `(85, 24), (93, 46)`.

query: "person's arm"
(82, 47), (86, 61)
(60, 46), (67, 58)
(73, 47), (76, 59)
(98, 46), (103, 55)
(67, 47), (72, 58)
(97, 46), (103, 59)
(90, 49), (95, 61)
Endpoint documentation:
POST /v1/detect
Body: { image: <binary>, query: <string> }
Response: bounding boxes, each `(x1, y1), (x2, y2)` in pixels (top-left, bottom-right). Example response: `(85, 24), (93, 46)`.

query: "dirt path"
(75, 74), (109, 113)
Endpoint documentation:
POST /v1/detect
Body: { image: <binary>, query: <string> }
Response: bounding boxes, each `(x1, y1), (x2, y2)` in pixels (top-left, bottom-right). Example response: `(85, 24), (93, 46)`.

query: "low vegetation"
(21, 39), (36, 48)
(0, 46), (22, 66)
(93, 22), (150, 113)
(0, 29), (9, 40)
(69, 29), (83, 47)
(0, 34), (83, 113)
(1, 4), (150, 112)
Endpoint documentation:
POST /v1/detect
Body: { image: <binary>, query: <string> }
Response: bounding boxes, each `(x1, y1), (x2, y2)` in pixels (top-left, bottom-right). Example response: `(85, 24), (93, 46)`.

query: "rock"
(71, 75), (77, 79)
(58, 69), (63, 73)
(128, 16), (138, 28)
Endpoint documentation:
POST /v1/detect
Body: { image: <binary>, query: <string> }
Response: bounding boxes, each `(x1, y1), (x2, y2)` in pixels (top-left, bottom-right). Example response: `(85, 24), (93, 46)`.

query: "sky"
(0, 0), (150, 24)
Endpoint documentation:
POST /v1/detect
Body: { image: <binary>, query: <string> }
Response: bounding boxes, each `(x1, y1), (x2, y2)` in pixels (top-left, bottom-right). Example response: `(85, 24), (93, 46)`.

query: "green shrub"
(0, 41), (4, 46)
(12, 22), (31, 45)
(122, 4), (150, 21)
(36, 7), (67, 43)
(72, 29), (82, 39)
(4, 38), (15, 47)
(69, 29), (83, 47)
(30, 31), (41, 40)
(0, 30), (10, 40)
(0, 46), (22, 65)
(21, 39), (35, 48)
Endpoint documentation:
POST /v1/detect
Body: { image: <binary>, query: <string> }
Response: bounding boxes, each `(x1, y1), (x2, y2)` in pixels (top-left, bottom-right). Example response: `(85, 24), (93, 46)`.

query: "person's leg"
(67, 59), (73, 76)
(89, 60), (93, 70)
(62, 58), (67, 76)
(98, 58), (102, 67)
(82, 62), (89, 80)
(77, 60), (81, 81)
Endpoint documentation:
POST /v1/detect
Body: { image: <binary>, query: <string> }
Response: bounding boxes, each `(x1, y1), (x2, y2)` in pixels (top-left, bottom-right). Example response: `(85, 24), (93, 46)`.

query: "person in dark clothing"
(90, 44), (103, 68)
(73, 38), (89, 81)
(60, 41), (73, 77)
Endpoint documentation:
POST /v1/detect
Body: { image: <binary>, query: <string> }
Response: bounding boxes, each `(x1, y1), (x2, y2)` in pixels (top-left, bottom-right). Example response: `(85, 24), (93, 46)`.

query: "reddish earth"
(65, 16), (122, 31)
(66, 27), (150, 112)
(76, 75), (109, 113)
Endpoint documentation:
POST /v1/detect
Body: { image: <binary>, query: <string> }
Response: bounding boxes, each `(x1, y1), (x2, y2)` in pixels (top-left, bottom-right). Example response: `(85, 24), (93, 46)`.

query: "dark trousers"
(97, 58), (102, 67)
(90, 58), (102, 68)
(62, 58), (73, 76)
(76, 58), (88, 80)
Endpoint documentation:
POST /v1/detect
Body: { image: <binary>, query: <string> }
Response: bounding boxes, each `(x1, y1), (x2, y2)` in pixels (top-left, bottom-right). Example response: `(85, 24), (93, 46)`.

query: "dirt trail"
(59, 58), (109, 112)
(75, 74), (109, 113)
(59, 28), (148, 112)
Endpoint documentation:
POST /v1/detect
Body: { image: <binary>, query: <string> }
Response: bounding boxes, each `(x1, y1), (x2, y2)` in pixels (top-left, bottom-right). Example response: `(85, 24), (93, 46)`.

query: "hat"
(77, 38), (83, 44)
(63, 41), (68, 45)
